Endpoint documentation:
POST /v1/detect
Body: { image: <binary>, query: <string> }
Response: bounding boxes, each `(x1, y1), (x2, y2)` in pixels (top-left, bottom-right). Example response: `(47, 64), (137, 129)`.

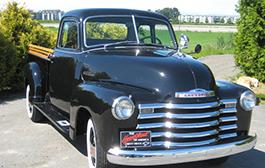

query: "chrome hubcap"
(87, 120), (97, 168)
(90, 128), (96, 166)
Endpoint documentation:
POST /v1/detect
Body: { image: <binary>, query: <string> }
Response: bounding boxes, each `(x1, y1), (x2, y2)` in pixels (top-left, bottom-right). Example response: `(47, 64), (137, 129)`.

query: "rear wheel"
(87, 119), (115, 168)
(26, 85), (44, 122)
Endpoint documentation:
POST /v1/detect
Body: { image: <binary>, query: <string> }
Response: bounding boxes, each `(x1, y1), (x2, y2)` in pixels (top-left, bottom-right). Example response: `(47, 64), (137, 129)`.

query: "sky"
(0, 0), (239, 16)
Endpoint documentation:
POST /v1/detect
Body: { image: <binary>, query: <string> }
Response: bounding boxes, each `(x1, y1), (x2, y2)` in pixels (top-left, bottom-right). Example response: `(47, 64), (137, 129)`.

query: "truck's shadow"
(128, 149), (265, 168)
(0, 91), (24, 105)
(49, 124), (88, 156)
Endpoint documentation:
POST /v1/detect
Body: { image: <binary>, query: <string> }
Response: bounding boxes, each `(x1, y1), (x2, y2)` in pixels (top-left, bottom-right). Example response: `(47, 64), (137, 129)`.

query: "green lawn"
(47, 27), (235, 58)
(158, 30), (235, 58)
(39, 20), (60, 24)
(47, 27), (59, 33)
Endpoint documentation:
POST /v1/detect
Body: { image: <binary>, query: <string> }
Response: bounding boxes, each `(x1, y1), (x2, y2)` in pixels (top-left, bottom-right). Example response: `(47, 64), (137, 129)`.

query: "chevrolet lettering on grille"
(175, 89), (215, 98)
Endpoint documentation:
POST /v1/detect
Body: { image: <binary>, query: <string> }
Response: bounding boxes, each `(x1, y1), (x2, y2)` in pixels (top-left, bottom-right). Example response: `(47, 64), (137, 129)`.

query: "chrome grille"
(219, 99), (238, 140)
(136, 99), (238, 149)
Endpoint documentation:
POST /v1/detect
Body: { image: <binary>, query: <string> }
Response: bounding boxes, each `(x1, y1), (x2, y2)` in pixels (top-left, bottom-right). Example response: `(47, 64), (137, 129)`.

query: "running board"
(35, 103), (70, 135)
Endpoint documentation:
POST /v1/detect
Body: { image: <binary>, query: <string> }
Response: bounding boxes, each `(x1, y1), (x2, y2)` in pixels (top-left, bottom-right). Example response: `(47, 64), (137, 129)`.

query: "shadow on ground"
(0, 91), (24, 105)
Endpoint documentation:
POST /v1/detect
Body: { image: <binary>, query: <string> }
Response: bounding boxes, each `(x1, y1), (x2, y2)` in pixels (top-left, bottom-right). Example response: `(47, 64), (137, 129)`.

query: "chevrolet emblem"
(175, 89), (215, 98)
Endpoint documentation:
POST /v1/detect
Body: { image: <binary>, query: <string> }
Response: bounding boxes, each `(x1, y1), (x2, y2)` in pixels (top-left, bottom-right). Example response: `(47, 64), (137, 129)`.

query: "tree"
(214, 17), (221, 24)
(227, 18), (233, 24)
(195, 18), (200, 24)
(235, 0), (265, 82)
(156, 8), (180, 23)
(205, 17), (209, 24)
(0, 2), (56, 90)
(0, 31), (17, 90)
(220, 17), (225, 24)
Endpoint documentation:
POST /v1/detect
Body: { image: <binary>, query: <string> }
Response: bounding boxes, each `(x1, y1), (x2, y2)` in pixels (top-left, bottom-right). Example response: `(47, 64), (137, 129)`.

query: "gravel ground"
(0, 55), (264, 168)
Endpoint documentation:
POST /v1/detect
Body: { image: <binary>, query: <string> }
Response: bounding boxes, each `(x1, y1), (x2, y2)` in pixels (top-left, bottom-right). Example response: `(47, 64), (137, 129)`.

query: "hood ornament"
(175, 89), (215, 98)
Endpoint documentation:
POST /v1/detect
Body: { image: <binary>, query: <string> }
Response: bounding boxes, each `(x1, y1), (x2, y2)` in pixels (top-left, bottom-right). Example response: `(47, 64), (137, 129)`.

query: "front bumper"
(107, 135), (257, 166)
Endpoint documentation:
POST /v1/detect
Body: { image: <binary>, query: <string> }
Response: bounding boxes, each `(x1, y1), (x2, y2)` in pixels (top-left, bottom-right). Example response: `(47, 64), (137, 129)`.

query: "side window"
(155, 24), (174, 48)
(138, 25), (151, 43)
(59, 21), (78, 49)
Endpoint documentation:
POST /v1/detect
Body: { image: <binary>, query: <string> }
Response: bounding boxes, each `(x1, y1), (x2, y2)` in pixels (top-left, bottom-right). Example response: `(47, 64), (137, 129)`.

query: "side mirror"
(195, 44), (202, 53)
(179, 34), (189, 49)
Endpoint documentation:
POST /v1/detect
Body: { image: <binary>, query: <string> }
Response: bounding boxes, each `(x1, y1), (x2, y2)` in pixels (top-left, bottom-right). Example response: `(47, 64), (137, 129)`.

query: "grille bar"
(220, 108), (237, 114)
(152, 130), (218, 139)
(138, 102), (219, 110)
(152, 138), (217, 148)
(219, 124), (237, 131)
(220, 99), (237, 107)
(219, 133), (238, 139)
(220, 116), (238, 123)
(137, 120), (219, 130)
(138, 111), (220, 120)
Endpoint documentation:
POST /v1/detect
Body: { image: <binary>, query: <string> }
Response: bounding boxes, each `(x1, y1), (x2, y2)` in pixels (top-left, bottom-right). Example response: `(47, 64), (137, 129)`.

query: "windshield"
(84, 16), (176, 49)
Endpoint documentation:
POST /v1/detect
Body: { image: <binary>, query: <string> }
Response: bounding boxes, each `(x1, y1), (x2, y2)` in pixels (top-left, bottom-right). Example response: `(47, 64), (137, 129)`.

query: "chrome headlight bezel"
(112, 96), (135, 120)
(240, 91), (256, 111)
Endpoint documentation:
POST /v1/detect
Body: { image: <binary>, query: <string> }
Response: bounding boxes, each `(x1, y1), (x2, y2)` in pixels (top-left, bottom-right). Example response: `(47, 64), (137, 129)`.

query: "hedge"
(0, 2), (56, 91)
(0, 32), (17, 91)
(235, 0), (265, 82)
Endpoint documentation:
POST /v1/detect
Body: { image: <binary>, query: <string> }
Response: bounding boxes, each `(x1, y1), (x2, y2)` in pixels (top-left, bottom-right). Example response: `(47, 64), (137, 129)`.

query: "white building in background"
(32, 10), (65, 21)
(178, 15), (239, 24)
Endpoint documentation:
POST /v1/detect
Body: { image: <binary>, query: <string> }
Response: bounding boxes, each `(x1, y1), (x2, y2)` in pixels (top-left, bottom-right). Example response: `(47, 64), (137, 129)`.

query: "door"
(49, 19), (79, 113)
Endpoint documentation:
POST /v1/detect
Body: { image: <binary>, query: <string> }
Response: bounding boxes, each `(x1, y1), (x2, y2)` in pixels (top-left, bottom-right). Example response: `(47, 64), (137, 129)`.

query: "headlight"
(112, 96), (135, 120)
(240, 91), (256, 111)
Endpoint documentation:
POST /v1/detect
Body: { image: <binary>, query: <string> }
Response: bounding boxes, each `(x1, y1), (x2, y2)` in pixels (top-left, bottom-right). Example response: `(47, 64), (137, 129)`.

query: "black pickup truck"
(26, 9), (257, 168)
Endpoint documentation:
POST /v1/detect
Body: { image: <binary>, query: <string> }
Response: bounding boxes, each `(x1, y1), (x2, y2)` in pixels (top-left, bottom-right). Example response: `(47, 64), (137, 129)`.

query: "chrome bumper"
(107, 135), (257, 166)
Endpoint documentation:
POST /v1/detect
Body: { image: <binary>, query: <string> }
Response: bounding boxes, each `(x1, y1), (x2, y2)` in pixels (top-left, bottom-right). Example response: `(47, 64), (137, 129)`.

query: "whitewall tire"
(87, 119), (97, 168)
(26, 85), (34, 118)
(25, 85), (44, 122)
(86, 118), (114, 168)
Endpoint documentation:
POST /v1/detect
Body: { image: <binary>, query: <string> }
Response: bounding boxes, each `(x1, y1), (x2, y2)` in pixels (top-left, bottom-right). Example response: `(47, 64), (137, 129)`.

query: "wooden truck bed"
(28, 44), (54, 61)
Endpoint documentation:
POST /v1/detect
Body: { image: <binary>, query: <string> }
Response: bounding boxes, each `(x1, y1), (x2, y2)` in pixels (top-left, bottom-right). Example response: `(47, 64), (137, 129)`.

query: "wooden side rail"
(28, 44), (54, 60)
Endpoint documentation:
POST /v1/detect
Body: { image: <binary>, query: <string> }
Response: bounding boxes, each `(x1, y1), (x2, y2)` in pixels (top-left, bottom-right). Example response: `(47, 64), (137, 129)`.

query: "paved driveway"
(199, 55), (240, 80)
(0, 55), (264, 168)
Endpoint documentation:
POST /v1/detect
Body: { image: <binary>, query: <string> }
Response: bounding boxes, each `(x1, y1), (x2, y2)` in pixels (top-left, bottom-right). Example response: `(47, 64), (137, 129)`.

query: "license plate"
(120, 131), (151, 148)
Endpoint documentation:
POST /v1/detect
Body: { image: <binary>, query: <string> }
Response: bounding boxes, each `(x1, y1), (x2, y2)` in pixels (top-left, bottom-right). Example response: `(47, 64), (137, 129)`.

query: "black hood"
(82, 48), (216, 100)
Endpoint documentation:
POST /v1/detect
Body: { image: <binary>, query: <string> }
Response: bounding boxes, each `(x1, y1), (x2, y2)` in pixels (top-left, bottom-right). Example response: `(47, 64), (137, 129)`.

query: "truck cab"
(26, 9), (257, 168)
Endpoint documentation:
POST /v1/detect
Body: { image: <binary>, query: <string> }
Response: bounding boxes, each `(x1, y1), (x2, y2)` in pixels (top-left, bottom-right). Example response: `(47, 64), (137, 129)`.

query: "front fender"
(217, 80), (253, 134)
(25, 62), (43, 102)
(70, 82), (157, 148)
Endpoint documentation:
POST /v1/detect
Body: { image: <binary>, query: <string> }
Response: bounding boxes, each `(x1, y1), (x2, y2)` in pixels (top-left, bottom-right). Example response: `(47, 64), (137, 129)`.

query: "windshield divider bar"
(132, 15), (140, 44)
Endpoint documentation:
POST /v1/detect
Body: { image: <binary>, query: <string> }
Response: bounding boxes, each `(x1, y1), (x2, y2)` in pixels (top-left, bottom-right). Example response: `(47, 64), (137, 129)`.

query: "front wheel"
(87, 118), (114, 168)
(26, 85), (44, 122)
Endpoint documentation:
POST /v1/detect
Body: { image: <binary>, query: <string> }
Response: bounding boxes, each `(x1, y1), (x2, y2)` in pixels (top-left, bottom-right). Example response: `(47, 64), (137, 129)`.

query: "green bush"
(0, 2), (56, 91)
(0, 31), (17, 91)
(235, 0), (265, 82)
